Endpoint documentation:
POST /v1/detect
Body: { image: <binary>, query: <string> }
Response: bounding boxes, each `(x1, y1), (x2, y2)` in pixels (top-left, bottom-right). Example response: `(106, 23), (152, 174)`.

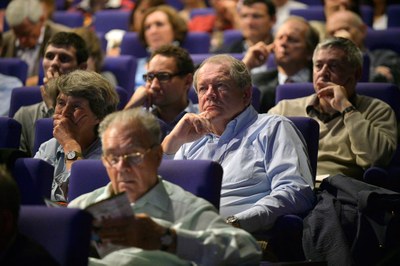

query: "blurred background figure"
(179, 0), (208, 23)
(189, 0), (240, 51)
(135, 5), (187, 88)
(326, 10), (400, 85)
(0, 32), (23, 116)
(272, 0), (307, 32)
(129, 0), (166, 32)
(362, 0), (396, 29)
(1, 0), (71, 86)
(73, 27), (118, 87)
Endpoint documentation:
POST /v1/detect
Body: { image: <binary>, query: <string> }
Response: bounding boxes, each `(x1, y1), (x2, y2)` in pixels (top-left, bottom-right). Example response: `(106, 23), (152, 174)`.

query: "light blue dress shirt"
(0, 73), (23, 116)
(166, 106), (315, 232)
(69, 178), (262, 265)
(35, 137), (102, 202)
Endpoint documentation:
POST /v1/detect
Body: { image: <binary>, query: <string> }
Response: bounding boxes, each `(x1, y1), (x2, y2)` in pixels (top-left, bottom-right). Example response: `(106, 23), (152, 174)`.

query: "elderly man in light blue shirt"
(162, 54), (315, 233)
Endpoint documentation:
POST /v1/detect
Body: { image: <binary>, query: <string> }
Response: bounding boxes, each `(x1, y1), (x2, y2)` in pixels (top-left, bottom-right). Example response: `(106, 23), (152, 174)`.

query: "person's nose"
(114, 156), (131, 172)
(60, 103), (73, 117)
(319, 64), (330, 79)
(204, 85), (217, 100)
(149, 76), (161, 90)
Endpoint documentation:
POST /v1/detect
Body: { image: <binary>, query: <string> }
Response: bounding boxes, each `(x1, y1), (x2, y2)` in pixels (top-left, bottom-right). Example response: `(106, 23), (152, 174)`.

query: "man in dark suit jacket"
(243, 16), (319, 112)
(215, 0), (276, 55)
(1, 0), (70, 86)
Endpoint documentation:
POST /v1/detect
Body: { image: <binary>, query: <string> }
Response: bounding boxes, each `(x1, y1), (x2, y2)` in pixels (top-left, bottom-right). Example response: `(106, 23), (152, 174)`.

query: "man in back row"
(269, 37), (397, 179)
(68, 108), (262, 265)
(14, 32), (88, 157)
(1, 0), (70, 86)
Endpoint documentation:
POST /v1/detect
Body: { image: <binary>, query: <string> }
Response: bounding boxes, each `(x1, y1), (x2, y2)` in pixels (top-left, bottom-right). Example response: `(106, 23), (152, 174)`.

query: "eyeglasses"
(143, 72), (184, 83)
(103, 147), (154, 168)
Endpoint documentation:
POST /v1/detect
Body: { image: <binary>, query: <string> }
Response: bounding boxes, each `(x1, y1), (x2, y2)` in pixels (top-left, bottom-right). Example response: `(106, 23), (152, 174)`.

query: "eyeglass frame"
(102, 145), (157, 168)
(142, 71), (186, 83)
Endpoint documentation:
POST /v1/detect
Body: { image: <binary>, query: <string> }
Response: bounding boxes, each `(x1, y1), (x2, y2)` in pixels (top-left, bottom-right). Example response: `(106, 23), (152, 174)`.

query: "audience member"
(68, 108), (262, 265)
(162, 54), (315, 234)
(124, 45), (198, 140)
(0, 32), (23, 116)
(129, 0), (166, 32)
(1, 0), (70, 86)
(272, 0), (307, 33)
(243, 16), (319, 112)
(362, 0), (397, 30)
(105, 0), (166, 56)
(73, 27), (118, 87)
(178, 0), (208, 23)
(35, 70), (119, 203)
(215, 0), (276, 62)
(326, 10), (400, 85)
(310, 0), (361, 40)
(0, 165), (58, 265)
(14, 32), (88, 157)
(135, 5), (188, 88)
(268, 37), (398, 179)
(189, 0), (240, 51)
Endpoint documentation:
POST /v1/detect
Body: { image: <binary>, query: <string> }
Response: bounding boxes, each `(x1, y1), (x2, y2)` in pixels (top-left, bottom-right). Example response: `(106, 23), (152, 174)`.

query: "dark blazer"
(214, 38), (246, 54)
(252, 68), (313, 113)
(1, 21), (70, 76)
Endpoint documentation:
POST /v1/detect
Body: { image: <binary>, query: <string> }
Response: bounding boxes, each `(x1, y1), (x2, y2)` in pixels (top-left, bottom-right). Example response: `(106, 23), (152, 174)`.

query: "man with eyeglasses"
(68, 108), (262, 265)
(124, 45), (198, 141)
(1, 0), (71, 86)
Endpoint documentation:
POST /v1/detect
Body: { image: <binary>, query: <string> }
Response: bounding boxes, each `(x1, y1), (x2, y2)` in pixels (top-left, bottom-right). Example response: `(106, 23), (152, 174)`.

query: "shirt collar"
(278, 68), (310, 85)
(132, 177), (170, 213)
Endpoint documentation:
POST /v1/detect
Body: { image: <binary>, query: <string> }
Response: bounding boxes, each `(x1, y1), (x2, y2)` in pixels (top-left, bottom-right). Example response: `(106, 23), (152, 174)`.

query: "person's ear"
(243, 86), (252, 104)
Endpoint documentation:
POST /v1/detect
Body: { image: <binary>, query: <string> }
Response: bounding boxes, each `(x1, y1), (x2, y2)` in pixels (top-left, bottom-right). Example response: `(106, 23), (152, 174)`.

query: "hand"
(162, 112), (215, 154)
(124, 86), (153, 110)
(316, 82), (352, 113)
(242, 42), (274, 70)
(96, 213), (172, 251)
(53, 114), (81, 148)
(374, 66), (393, 83)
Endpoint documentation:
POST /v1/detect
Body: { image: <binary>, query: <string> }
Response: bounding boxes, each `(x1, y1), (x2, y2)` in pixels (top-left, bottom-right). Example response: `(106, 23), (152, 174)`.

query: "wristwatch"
(342, 105), (356, 116)
(226, 216), (241, 228)
(160, 227), (174, 251)
(65, 151), (82, 161)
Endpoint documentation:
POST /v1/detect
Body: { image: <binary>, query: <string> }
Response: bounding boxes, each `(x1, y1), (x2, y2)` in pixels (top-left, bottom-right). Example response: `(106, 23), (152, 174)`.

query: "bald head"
(326, 10), (366, 48)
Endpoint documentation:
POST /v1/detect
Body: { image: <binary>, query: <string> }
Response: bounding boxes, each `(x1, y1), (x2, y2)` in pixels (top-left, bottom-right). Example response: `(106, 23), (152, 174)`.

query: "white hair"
(5, 0), (43, 27)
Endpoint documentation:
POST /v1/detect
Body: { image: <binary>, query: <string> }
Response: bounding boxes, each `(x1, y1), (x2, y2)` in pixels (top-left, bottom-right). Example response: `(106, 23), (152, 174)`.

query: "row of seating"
(9, 113), (319, 264)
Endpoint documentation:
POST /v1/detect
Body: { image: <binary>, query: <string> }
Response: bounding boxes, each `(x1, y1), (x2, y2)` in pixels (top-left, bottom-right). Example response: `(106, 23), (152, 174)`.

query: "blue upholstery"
(223, 29), (242, 46)
(0, 117), (21, 149)
(0, 58), (28, 84)
(102, 55), (138, 96)
(120, 32), (211, 58)
(9, 86), (42, 117)
(365, 28), (400, 54)
(166, 0), (184, 10)
(288, 116), (320, 182)
(19, 206), (92, 266)
(190, 7), (215, 19)
(53, 11), (84, 28)
(93, 10), (131, 33)
(68, 159), (223, 209)
(387, 4), (400, 28)
(12, 158), (54, 205)
(33, 118), (53, 155)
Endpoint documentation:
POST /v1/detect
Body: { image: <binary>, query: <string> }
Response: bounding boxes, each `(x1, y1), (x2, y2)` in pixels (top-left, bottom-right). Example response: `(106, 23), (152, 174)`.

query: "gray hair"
(313, 37), (363, 70)
(98, 108), (161, 148)
(193, 54), (252, 92)
(48, 70), (119, 120)
(284, 16), (320, 56)
(5, 0), (43, 27)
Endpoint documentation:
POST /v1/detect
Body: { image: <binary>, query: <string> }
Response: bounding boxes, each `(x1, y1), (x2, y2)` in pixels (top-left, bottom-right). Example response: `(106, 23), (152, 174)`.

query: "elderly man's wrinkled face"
(12, 18), (43, 49)
(313, 47), (358, 95)
(102, 122), (161, 203)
